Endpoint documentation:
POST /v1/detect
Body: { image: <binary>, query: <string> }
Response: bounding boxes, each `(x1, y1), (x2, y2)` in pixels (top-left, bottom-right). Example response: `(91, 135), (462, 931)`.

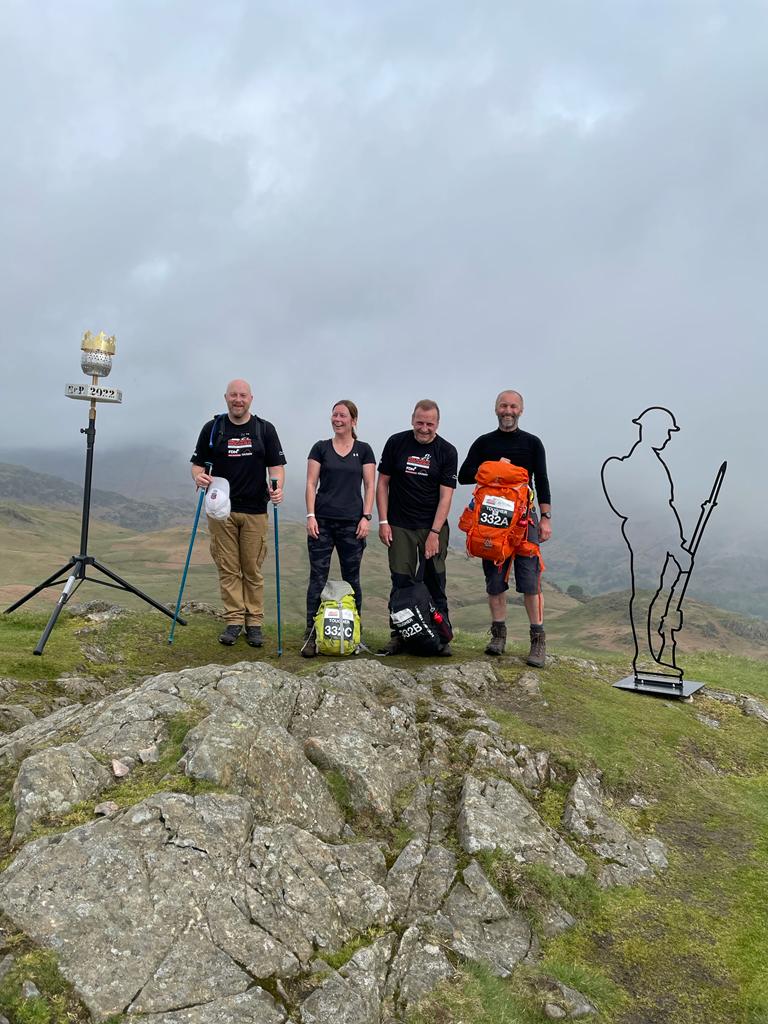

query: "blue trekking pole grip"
(168, 462), (212, 645)
(271, 478), (282, 657)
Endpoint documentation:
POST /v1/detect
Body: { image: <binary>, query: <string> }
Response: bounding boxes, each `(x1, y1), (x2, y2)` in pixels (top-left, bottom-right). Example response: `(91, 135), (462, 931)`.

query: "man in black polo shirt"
(458, 390), (551, 666)
(191, 379), (286, 647)
(376, 399), (458, 655)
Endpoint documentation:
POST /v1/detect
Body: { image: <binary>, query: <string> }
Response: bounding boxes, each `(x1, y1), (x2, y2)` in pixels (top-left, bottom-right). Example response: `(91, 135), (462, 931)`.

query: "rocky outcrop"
(0, 659), (671, 1021)
(562, 773), (668, 888)
(457, 775), (587, 877)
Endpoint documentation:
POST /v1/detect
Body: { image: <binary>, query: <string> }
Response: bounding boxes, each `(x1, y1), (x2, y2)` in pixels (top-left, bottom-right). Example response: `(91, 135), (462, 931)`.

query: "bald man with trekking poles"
(458, 390), (551, 666)
(190, 379), (286, 648)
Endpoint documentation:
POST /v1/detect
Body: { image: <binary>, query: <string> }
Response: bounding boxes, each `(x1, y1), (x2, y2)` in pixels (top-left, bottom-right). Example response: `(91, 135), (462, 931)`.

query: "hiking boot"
(245, 625), (263, 648)
(218, 624), (242, 646)
(300, 626), (317, 658)
(485, 622), (507, 656)
(527, 629), (547, 668)
(378, 634), (404, 656)
(437, 643), (453, 657)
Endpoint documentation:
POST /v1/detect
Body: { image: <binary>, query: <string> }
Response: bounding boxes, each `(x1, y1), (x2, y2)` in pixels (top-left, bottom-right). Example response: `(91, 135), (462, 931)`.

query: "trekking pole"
(271, 478), (283, 657)
(168, 462), (212, 645)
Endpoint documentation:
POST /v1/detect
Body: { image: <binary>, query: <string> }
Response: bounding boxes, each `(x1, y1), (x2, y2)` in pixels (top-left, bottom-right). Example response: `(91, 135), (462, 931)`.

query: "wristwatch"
(362, 513), (373, 521)
(540, 511), (552, 520)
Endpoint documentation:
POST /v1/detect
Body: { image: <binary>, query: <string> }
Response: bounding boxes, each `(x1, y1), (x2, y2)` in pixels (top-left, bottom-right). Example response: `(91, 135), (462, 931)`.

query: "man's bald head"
(224, 380), (253, 424)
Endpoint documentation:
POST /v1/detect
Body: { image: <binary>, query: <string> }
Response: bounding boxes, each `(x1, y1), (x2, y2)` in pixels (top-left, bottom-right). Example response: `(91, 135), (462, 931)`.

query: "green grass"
(407, 962), (546, 1024)
(0, 936), (90, 1024)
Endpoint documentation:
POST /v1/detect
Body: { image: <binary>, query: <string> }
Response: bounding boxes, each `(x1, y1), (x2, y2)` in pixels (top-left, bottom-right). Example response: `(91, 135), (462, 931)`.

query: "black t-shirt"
(378, 430), (458, 529)
(458, 427), (551, 504)
(191, 414), (286, 514)
(308, 439), (376, 521)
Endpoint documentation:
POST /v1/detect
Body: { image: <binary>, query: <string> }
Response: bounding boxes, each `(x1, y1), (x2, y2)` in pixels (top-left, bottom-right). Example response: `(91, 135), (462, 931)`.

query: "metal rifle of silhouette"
(655, 460), (727, 667)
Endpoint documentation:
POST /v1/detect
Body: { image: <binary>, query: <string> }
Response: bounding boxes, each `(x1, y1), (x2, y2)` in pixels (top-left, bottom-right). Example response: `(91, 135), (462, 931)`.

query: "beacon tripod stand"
(5, 395), (185, 655)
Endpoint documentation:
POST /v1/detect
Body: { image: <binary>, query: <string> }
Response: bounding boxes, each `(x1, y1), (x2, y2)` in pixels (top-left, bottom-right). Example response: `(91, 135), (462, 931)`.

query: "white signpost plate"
(65, 384), (123, 403)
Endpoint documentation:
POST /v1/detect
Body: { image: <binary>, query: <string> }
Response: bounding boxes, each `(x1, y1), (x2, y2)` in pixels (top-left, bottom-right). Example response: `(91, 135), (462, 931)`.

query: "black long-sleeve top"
(458, 427), (551, 505)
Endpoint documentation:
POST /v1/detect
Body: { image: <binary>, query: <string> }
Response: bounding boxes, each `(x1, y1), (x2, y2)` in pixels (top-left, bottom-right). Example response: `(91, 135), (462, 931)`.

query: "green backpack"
(314, 581), (361, 656)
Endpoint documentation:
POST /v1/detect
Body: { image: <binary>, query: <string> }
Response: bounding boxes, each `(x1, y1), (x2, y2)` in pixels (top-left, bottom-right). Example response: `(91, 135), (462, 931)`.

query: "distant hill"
(0, 463), (192, 533)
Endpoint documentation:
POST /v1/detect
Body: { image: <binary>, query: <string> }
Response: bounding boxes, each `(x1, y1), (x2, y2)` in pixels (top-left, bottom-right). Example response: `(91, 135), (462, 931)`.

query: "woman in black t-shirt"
(301, 400), (376, 656)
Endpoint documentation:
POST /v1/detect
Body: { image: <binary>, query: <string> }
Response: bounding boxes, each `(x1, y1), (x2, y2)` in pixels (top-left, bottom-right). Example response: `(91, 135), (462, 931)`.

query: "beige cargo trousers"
(208, 512), (269, 625)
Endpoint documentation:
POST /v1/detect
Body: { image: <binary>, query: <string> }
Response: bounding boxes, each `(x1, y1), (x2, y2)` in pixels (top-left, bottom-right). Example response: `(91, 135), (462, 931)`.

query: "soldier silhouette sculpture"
(601, 407), (726, 698)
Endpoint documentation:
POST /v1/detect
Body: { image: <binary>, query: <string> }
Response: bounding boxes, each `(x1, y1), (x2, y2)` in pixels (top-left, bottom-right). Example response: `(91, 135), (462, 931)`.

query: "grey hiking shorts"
(482, 514), (541, 596)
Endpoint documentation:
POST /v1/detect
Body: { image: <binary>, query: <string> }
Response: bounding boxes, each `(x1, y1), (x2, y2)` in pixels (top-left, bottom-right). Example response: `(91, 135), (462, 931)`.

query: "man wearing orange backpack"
(458, 390), (551, 665)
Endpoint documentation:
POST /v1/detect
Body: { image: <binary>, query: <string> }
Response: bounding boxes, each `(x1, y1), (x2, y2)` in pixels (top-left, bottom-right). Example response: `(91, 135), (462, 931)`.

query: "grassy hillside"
(3, 502), (767, 663)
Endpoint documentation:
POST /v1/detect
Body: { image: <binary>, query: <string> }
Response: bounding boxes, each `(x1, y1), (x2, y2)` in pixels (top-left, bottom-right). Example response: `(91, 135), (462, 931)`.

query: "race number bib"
(322, 607), (355, 642)
(479, 495), (515, 529)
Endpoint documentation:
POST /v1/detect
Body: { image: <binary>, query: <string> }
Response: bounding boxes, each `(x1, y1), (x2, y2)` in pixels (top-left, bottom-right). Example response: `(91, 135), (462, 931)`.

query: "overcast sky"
(2, 1), (765, 529)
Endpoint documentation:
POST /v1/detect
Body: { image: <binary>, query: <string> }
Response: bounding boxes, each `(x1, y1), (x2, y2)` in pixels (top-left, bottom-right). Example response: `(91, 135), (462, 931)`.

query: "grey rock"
(21, 979), (41, 999)
(0, 702), (89, 767)
(130, 988), (287, 1024)
(94, 800), (120, 817)
(183, 711), (343, 839)
(702, 688), (739, 705)
(299, 690), (421, 824)
(138, 745), (160, 764)
(0, 1015), (8, 1024)
(81, 643), (114, 664)
(383, 925), (453, 1015)
(128, 921), (251, 1014)
(458, 776), (587, 877)
(0, 677), (18, 697)
(56, 675), (107, 699)
(415, 662), (496, 694)
(540, 979), (597, 1017)
(563, 774), (668, 887)
(435, 860), (536, 975)
(742, 696), (768, 724)
(12, 742), (112, 844)
(0, 705), (36, 732)
(517, 671), (544, 697)
(69, 600), (125, 621)
(694, 712), (721, 729)
(385, 839), (455, 922)
(300, 933), (395, 1024)
(0, 953), (15, 980)
(545, 1005), (568, 1020)
(627, 793), (654, 808)
(246, 825), (393, 965)
(538, 903), (577, 939)
(111, 758), (131, 777)
(466, 737), (550, 795)
(0, 793), (261, 1019)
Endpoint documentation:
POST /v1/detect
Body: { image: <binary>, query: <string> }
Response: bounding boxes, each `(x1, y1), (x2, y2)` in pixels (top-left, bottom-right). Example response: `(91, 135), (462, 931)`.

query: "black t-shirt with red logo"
(378, 430), (458, 529)
(191, 414), (286, 514)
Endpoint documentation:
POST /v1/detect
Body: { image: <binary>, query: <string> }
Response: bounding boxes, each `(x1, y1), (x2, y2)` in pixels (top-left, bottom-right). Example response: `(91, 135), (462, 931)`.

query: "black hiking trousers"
(306, 518), (365, 627)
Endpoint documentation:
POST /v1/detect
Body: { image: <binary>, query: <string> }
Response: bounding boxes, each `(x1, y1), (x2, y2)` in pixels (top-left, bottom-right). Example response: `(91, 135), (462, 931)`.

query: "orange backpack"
(458, 461), (543, 568)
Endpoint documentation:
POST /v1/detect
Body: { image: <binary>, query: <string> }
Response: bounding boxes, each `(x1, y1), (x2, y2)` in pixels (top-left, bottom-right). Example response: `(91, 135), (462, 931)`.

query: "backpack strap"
(208, 413), (265, 452)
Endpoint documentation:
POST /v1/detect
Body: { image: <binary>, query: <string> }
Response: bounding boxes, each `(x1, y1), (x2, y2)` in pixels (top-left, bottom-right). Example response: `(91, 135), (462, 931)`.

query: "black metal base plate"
(613, 673), (706, 699)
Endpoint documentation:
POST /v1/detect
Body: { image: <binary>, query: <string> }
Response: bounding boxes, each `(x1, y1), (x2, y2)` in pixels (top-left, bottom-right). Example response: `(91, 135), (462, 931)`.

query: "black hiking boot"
(378, 634), (404, 656)
(300, 626), (317, 658)
(485, 622), (507, 656)
(245, 625), (263, 648)
(218, 624), (242, 646)
(526, 628), (547, 668)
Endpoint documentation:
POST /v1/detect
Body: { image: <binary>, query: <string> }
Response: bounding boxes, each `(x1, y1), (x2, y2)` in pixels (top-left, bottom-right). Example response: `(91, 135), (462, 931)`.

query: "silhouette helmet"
(632, 407), (679, 432)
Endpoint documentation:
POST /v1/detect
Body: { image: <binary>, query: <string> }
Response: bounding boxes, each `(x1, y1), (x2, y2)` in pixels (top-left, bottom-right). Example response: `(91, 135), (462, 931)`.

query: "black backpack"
(389, 562), (453, 655)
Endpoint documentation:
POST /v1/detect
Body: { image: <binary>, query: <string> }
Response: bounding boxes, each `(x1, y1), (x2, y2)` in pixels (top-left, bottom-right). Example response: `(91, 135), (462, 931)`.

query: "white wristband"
(379, 520), (388, 525)
(306, 513), (316, 518)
